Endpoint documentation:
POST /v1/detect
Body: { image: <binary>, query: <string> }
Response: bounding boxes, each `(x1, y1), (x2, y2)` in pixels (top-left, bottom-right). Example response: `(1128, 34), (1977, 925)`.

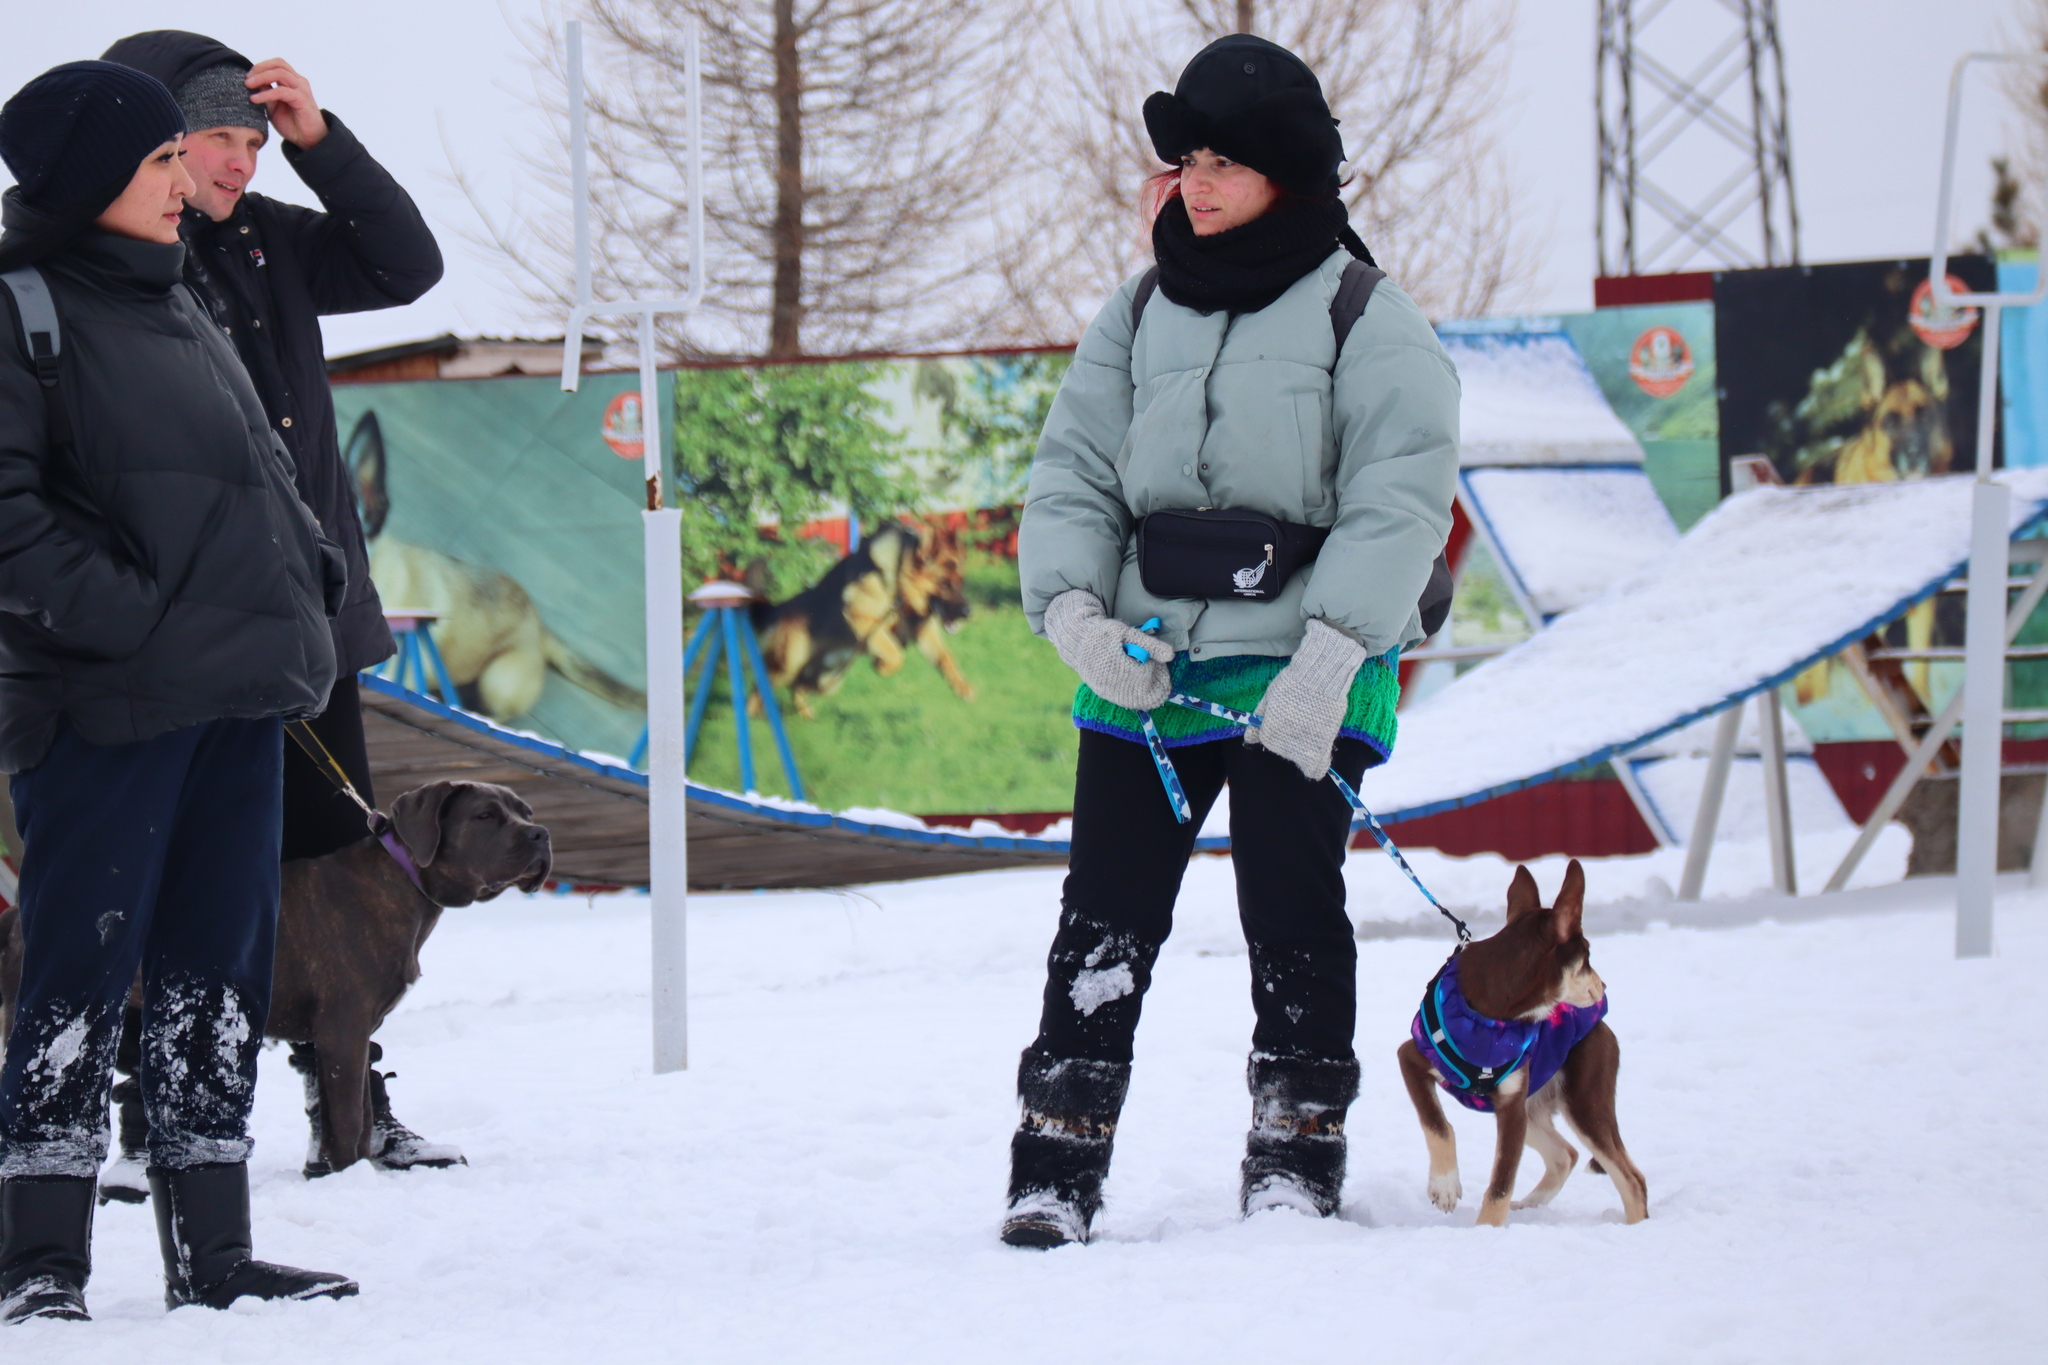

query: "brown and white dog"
(1396, 861), (1649, 1227)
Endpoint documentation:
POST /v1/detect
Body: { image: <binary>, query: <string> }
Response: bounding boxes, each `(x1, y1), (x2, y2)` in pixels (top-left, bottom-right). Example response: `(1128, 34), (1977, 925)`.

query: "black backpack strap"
(1322, 259), (1453, 637)
(1130, 265), (1160, 336)
(1328, 259), (1385, 355)
(0, 266), (71, 451)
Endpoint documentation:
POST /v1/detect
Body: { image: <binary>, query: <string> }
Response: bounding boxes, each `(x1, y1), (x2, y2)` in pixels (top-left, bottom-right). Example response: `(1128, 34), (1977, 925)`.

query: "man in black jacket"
(97, 30), (461, 1182)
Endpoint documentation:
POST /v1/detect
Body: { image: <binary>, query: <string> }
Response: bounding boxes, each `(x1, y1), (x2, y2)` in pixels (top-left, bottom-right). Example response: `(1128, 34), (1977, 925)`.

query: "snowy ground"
(17, 828), (2046, 1363)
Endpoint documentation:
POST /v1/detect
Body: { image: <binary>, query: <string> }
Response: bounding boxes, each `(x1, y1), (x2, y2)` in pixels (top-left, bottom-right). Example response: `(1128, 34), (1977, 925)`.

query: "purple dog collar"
(374, 819), (426, 895)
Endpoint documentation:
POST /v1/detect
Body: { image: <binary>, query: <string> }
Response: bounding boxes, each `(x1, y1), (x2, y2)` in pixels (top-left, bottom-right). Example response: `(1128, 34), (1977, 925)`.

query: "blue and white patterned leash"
(1126, 622), (1469, 942)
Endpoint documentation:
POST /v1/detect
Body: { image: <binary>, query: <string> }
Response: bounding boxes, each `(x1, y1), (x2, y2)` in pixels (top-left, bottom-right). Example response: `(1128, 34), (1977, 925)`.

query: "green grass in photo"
(684, 553), (1079, 814)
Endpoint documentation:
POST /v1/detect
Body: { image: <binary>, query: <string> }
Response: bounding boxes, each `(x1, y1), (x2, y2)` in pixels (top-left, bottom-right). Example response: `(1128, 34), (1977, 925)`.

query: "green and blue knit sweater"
(1073, 649), (1402, 764)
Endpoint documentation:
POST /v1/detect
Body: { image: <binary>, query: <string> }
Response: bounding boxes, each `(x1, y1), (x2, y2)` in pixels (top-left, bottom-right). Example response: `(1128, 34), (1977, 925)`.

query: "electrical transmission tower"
(1596, 0), (1800, 276)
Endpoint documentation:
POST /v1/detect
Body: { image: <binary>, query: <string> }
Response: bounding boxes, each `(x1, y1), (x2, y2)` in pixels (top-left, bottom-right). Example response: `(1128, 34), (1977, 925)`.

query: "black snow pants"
(0, 717), (283, 1177)
(1028, 728), (1374, 1066)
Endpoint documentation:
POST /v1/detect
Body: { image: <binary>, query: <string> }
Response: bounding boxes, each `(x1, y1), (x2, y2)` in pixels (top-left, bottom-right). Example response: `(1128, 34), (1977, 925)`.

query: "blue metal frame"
(381, 619), (461, 706)
(631, 604), (805, 799)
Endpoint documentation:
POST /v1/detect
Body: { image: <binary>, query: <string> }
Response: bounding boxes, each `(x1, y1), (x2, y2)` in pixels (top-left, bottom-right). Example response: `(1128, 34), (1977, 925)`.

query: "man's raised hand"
(246, 59), (328, 148)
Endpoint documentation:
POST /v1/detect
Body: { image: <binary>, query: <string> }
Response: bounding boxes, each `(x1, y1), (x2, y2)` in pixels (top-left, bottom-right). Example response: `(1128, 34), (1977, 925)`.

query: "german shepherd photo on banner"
(1714, 255), (2000, 490)
(751, 520), (975, 719)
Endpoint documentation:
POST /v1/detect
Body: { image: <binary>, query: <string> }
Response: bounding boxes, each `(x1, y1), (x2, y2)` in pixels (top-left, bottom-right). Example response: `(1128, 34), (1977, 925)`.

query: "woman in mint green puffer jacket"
(999, 34), (1460, 1251)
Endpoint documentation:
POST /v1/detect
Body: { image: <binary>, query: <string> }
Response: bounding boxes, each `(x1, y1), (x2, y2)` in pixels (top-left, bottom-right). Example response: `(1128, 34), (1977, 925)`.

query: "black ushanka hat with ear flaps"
(1143, 34), (1346, 196)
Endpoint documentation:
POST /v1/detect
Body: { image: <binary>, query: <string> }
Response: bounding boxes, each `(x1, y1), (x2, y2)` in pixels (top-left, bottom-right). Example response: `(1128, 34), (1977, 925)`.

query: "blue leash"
(1123, 623), (1470, 943)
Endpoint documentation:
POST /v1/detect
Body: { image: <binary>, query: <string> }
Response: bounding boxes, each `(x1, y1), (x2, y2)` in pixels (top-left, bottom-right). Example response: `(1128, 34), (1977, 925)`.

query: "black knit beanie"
(1143, 35), (1346, 197)
(0, 61), (185, 220)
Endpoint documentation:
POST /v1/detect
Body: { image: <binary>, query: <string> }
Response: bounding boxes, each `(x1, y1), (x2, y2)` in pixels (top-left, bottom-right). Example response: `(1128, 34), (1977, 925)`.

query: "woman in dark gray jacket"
(0, 61), (354, 1323)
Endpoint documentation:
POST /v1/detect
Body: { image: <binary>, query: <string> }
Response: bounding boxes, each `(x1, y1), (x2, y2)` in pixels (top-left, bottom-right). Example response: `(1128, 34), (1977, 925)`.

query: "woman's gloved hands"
(1245, 618), (1367, 780)
(1042, 589), (1173, 710)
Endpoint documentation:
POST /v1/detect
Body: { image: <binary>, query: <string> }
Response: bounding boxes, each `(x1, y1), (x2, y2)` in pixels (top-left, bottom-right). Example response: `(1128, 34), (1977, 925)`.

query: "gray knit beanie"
(177, 61), (266, 134)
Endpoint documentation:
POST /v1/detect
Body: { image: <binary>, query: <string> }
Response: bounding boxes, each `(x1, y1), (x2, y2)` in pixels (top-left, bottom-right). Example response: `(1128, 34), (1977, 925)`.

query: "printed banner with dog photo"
(330, 349), (1085, 819)
(1715, 256), (1999, 487)
(1713, 256), (2003, 743)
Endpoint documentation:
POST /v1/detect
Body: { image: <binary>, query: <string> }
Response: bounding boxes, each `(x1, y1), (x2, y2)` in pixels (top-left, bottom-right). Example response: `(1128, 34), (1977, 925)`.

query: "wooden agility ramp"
(357, 676), (1075, 891)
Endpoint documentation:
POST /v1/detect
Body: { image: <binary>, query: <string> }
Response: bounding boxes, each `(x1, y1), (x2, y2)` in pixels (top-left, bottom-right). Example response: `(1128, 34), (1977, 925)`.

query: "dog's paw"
(1427, 1171), (1462, 1212)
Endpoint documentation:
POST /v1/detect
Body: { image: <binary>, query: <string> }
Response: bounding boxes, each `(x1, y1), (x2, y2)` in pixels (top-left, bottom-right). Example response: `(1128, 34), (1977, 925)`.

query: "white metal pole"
(561, 21), (592, 389)
(1757, 688), (1796, 895)
(1956, 468), (2010, 957)
(1930, 52), (2048, 957)
(1677, 704), (1743, 902)
(641, 309), (690, 1071)
(558, 18), (706, 1069)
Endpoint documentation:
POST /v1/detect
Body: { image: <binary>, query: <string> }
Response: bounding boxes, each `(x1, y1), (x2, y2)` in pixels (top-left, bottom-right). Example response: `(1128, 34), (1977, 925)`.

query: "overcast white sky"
(1, 0), (2031, 356)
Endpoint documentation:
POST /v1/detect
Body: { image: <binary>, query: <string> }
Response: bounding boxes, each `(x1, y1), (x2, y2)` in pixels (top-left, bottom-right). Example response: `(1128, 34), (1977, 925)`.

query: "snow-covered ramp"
(1361, 471), (2048, 822)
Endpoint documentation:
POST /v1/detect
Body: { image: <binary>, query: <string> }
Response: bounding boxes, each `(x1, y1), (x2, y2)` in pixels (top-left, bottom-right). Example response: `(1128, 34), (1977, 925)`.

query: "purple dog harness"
(1410, 953), (1608, 1113)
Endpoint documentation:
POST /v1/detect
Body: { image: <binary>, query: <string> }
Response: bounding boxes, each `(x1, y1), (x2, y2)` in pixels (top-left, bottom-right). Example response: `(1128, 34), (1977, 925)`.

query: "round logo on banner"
(1627, 325), (1694, 399)
(602, 390), (645, 459)
(1908, 275), (1980, 350)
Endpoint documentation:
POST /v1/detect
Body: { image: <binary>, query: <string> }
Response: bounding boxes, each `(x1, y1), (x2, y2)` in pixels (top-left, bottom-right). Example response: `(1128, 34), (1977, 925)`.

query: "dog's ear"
(1553, 859), (1587, 943)
(868, 524), (906, 581)
(346, 411), (389, 540)
(1506, 865), (1542, 921)
(390, 781), (464, 867)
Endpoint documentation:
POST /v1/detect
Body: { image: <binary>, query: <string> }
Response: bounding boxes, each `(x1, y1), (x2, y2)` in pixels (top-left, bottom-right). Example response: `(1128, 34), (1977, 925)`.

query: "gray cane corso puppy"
(0, 779), (551, 1182)
(271, 779), (551, 1174)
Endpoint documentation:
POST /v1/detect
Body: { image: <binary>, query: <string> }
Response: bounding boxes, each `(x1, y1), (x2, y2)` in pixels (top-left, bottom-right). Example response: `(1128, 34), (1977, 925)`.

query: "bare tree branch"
(467, 0), (1045, 359)
(1988, 0), (2048, 253)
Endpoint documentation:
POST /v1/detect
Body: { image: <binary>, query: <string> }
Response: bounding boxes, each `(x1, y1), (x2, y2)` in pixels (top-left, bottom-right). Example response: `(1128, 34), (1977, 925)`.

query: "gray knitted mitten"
(1042, 589), (1173, 710)
(1245, 618), (1367, 780)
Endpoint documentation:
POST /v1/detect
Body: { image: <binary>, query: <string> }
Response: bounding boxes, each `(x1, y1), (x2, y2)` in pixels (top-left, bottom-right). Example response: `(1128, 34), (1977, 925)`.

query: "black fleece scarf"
(1150, 194), (1374, 316)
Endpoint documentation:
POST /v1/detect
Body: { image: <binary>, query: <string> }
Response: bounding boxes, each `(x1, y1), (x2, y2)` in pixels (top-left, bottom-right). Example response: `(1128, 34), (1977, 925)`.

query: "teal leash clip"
(1125, 618), (1191, 825)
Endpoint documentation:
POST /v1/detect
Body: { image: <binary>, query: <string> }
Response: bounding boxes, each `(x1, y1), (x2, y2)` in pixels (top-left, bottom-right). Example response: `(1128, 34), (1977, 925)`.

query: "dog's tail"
(542, 632), (649, 711)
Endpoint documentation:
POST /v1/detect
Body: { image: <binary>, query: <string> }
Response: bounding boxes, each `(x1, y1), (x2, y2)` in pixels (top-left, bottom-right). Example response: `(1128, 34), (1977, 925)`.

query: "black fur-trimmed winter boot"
(98, 1076), (152, 1204)
(1, 1175), (95, 1324)
(1239, 1053), (1361, 1218)
(100, 1007), (150, 1204)
(1001, 1047), (1131, 1249)
(366, 1044), (465, 1172)
(148, 1163), (358, 1309)
(287, 1042), (335, 1178)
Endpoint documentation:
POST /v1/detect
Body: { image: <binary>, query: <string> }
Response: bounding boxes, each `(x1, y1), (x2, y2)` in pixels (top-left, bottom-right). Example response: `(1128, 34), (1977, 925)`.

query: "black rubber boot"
(0, 1175), (94, 1324)
(365, 1044), (465, 1172)
(1239, 1053), (1360, 1218)
(1001, 1047), (1131, 1249)
(148, 1163), (358, 1310)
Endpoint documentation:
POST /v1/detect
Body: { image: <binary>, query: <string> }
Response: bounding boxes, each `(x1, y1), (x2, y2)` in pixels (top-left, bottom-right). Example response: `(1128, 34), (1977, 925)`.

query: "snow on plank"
(1461, 466), (1679, 618)
(1444, 331), (1644, 467)
(1362, 471), (2048, 821)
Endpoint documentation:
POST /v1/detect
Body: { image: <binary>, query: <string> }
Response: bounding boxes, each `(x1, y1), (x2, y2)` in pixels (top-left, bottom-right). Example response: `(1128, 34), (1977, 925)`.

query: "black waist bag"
(1135, 507), (1456, 634)
(1136, 509), (1329, 602)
